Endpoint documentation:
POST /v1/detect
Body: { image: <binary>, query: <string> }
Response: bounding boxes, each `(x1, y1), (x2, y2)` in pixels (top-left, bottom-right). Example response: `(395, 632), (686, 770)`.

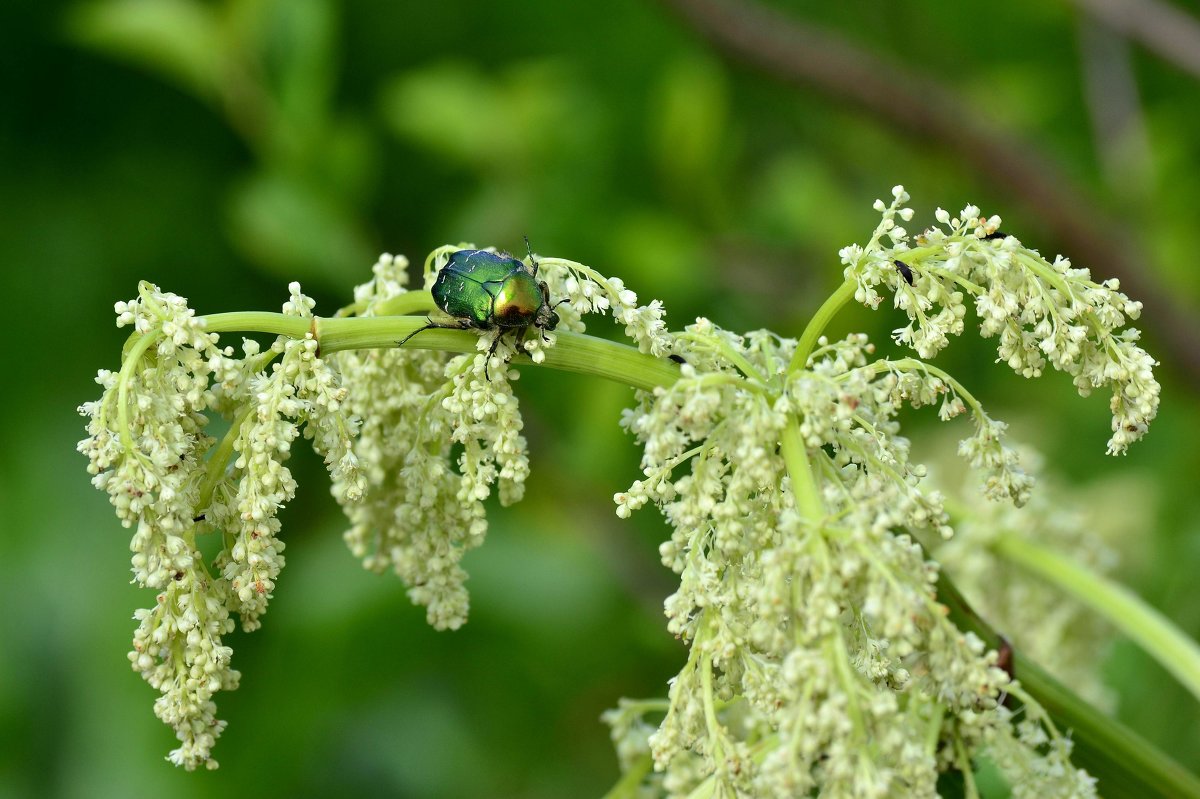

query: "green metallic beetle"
(399, 240), (564, 377)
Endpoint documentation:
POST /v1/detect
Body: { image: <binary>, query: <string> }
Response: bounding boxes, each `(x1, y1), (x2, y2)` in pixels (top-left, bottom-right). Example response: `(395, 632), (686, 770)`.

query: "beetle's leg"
(514, 326), (537, 358)
(397, 318), (437, 349)
(396, 318), (469, 349)
(544, 293), (569, 341)
(483, 330), (507, 381)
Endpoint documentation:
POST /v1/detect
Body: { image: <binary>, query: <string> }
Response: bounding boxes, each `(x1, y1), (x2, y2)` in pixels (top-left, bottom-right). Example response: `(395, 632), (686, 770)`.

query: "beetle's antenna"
(524, 235), (539, 275)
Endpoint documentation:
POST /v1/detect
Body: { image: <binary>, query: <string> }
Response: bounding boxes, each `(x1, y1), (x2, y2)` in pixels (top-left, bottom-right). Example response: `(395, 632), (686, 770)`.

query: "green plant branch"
(601, 753), (654, 799)
(992, 531), (1200, 704)
(935, 567), (1200, 799)
(198, 311), (681, 392)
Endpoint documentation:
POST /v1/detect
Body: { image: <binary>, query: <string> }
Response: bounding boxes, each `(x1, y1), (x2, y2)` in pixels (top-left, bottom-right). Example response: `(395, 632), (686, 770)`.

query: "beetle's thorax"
(493, 271), (543, 327)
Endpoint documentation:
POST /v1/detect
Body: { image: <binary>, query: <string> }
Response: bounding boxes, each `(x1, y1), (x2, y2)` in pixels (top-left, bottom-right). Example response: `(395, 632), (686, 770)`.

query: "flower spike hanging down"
(841, 186), (1159, 455)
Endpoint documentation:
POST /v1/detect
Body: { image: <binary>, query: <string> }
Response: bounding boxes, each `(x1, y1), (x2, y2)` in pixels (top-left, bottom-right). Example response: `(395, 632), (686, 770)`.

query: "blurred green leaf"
(227, 169), (374, 285)
(650, 54), (732, 221)
(609, 209), (707, 303)
(751, 151), (858, 244)
(260, 0), (338, 161)
(66, 0), (225, 102)
(378, 60), (577, 172)
(380, 61), (516, 167)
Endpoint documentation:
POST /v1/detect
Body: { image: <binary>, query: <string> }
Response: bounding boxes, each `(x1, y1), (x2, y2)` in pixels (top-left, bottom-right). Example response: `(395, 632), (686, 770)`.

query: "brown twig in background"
(659, 0), (1200, 386)
(1069, 0), (1200, 81)
(1077, 18), (1153, 199)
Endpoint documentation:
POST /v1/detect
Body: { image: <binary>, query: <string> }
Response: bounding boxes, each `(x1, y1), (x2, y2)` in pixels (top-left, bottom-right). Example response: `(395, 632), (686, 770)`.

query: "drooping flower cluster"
(79, 281), (363, 769)
(332, 252), (517, 630)
(841, 186), (1159, 455)
(206, 285), (366, 632)
(328, 247), (671, 630)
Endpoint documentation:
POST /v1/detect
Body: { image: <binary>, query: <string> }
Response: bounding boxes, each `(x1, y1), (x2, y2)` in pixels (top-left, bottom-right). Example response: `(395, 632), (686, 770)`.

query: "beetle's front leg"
(483, 329), (510, 381)
(396, 317), (471, 349)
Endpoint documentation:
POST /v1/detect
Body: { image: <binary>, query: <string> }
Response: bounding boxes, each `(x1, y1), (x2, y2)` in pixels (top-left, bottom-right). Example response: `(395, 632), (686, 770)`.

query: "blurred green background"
(2, 0), (1199, 795)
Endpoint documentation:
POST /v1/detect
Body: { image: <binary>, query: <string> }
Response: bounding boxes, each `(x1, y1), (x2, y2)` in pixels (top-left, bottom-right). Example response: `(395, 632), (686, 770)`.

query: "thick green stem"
(779, 420), (823, 519)
(992, 532), (1200, 704)
(789, 277), (857, 372)
(199, 311), (680, 392)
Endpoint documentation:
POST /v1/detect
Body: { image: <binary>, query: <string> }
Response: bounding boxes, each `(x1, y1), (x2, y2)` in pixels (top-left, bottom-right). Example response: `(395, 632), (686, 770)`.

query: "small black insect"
(894, 260), (914, 286)
(982, 230), (1009, 241)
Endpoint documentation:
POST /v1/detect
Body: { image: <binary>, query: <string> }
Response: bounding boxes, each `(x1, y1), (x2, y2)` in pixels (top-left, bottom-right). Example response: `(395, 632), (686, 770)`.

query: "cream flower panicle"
(605, 191), (1139, 796)
(80, 281), (365, 769)
(331, 247), (672, 629)
(612, 325), (1042, 796)
(81, 208), (1156, 790)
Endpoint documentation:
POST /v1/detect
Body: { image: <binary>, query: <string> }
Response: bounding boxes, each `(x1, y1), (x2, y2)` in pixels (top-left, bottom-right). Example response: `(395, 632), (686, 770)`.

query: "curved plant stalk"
(202, 310), (682, 391)
(992, 532), (1200, 704)
(935, 570), (1200, 799)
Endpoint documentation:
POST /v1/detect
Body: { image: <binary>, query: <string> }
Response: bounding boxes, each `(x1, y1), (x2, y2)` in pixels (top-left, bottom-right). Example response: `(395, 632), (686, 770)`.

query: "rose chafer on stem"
(79, 191), (1196, 797)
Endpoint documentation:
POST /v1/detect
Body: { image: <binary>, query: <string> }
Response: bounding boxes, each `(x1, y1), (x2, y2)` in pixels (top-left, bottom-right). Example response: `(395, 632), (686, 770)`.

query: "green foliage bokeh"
(2, 0), (1198, 795)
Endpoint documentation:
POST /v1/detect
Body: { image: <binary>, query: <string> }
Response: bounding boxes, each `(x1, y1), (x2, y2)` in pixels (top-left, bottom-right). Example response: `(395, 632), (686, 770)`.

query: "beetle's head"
(544, 309), (560, 331)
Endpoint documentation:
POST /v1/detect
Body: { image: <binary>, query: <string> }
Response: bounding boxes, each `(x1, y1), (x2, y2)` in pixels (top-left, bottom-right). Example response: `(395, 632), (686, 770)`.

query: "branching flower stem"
(954, 731), (981, 799)
(180, 299), (1200, 798)
(196, 403), (253, 514)
(600, 754), (654, 799)
(116, 331), (162, 458)
(88, 212), (1187, 792)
